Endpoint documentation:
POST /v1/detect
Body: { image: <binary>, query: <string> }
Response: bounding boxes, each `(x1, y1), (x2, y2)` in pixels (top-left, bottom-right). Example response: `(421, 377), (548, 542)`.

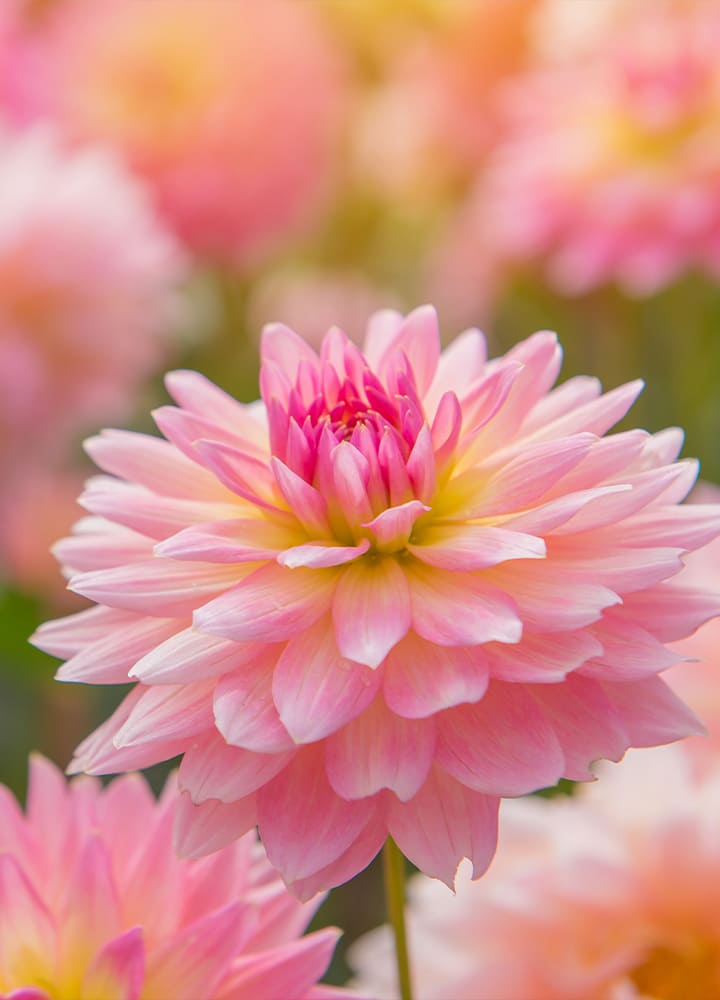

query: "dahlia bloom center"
(263, 324), (440, 553)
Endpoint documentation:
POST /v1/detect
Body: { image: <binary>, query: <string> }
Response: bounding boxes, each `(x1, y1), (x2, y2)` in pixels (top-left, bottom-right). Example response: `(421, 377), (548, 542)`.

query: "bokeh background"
(1, 0), (719, 985)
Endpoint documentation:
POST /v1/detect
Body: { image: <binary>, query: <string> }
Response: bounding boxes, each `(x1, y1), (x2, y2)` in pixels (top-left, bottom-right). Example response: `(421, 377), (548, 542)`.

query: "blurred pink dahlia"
(480, 0), (720, 295)
(349, 743), (720, 998)
(9, 0), (344, 262)
(0, 756), (349, 1000)
(0, 125), (184, 471)
(33, 306), (720, 896)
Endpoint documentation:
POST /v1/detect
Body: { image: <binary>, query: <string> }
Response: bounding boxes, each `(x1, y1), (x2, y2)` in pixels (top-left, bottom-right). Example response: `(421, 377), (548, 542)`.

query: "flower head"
(0, 756), (348, 1000)
(480, 0), (720, 294)
(349, 743), (720, 998)
(0, 125), (183, 472)
(34, 306), (720, 896)
(10, 0), (345, 261)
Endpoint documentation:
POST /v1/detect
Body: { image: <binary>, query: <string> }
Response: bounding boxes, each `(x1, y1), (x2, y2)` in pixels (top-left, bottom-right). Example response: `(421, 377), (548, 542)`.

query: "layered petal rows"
(34, 306), (720, 895)
(0, 757), (348, 1000)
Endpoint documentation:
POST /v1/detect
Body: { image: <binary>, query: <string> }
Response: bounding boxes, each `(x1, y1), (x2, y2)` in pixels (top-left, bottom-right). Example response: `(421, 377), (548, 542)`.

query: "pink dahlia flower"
(0, 755), (350, 1000)
(0, 125), (184, 471)
(480, 0), (720, 295)
(33, 306), (720, 897)
(9, 0), (344, 262)
(349, 743), (720, 998)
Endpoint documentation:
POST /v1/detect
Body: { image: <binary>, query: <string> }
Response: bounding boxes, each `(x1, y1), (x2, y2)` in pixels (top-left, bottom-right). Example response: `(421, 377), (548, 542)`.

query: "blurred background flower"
(349, 741), (720, 998)
(2, 0), (720, 989)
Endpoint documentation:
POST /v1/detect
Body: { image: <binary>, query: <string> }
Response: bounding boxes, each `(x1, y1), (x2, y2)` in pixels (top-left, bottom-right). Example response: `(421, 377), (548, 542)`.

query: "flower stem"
(382, 836), (414, 1000)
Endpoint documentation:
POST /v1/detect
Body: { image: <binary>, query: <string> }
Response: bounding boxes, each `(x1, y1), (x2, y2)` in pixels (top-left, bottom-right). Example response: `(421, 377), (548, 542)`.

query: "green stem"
(382, 837), (414, 1000)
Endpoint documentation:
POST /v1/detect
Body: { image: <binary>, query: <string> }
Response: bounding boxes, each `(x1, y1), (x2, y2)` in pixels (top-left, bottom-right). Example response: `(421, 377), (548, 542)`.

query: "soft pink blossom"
(33, 306), (720, 896)
(479, 0), (720, 295)
(0, 125), (184, 471)
(350, 743), (720, 998)
(9, 0), (344, 262)
(0, 755), (350, 1000)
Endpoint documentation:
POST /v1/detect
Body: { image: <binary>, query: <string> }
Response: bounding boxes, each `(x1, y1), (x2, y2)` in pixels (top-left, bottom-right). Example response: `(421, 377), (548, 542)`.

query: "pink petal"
(406, 426), (436, 505)
(618, 582), (720, 642)
(69, 559), (243, 617)
(114, 681), (214, 748)
(261, 321), (320, 382)
(362, 500), (430, 552)
(257, 748), (375, 883)
(155, 518), (301, 562)
(580, 619), (681, 681)
(407, 564), (522, 646)
(214, 649), (295, 753)
(331, 442), (374, 526)
(462, 433), (596, 517)
(194, 562), (337, 643)
(272, 617), (382, 743)
(362, 308), (404, 368)
(376, 305), (441, 397)
(165, 370), (266, 442)
(57, 617), (180, 685)
(82, 927), (145, 1000)
(130, 628), (262, 685)
(194, 438), (283, 511)
(436, 683), (565, 795)
(179, 734), (295, 804)
(286, 814), (387, 901)
(325, 698), (436, 801)
(0, 856), (57, 983)
(278, 539), (370, 569)
(424, 327), (487, 415)
(214, 929), (340, 1000)
(271, 458), (332, 537)
(332, 557), (411, 668)
(600, 675), (705, 747)
(388, 766), (500, 886)
(522, 378), (644, 442)
(59, 836), (123, 972)
(383, 633), (489, 718)
(485, 630), (603, 684)
(152, 405), (266, 466)
(53, 523), (151, 573)
(85, 428), (222, 499)
(485, 563), (620, 632)
(408, 523), (545, 570)
(173, 792), (258, 860)
(30, 606), (142, 659)
(69, 689), (191, 775)
(530, 674), (630, 780)
(79, 477), (237, 540)
(144, 902), (251, 1000)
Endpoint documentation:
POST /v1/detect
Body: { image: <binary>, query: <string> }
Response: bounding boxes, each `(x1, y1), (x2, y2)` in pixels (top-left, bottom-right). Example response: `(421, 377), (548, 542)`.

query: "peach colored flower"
(0, 125), (184, 471)
(0, 755), (350, 1000)
(479, 0), (720, 295)
(349, 743), (720, 999)
(10, 0), (344, 262)
(33, 306), (719, 897)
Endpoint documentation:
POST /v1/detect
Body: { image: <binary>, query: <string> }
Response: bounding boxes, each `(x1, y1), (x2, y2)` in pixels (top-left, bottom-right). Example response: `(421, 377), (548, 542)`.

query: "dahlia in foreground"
(0, 756), (349, 1000)
(349, 744), (720, 998)
(33, 306), (720, 896)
